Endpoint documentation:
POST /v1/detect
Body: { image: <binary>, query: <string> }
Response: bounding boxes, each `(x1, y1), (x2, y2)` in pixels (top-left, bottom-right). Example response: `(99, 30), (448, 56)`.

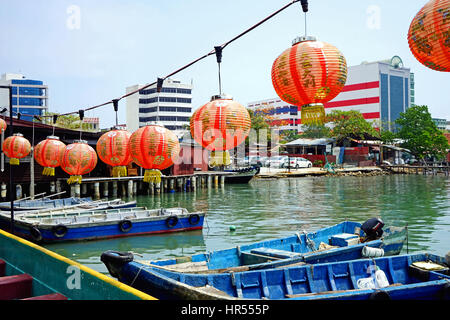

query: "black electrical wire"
(39, 0), (302, 119)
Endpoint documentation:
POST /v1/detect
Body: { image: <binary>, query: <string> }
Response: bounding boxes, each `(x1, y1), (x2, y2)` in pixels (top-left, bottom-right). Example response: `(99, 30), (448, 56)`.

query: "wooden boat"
(0, 207), (205, 243)
(0, 196), (93, 211)
(101, 252), (450, 300)
(224, 166), (260, 184)
(0, 228), (155, 300)
(112, 219), (406, 275)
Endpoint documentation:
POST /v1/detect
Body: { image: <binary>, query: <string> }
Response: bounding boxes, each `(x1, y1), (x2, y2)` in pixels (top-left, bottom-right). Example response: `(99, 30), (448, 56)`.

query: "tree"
(299, 123), (332, 139)
(395, 105), (449, 161)
(44, 112), (95, 131)
(326, 110), (380, 143)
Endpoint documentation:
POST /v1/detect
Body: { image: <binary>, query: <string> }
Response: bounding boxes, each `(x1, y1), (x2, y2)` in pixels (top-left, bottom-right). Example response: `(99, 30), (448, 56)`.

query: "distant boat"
(0, 207), (205, 243)
(101, 252), (449, 300)
(0, 228), (155, 300)
(224, 166), (260, 184)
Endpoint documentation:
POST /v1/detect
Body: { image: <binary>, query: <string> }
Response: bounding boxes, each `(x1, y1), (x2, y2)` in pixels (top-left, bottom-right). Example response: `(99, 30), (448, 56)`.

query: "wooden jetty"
(58, 172), (234, 199)
(383, 165), (450, 176)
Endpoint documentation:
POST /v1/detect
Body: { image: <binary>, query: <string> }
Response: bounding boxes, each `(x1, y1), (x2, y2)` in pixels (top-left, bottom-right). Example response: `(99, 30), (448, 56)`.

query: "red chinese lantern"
(59, 140), (98, 184)
(2, 133), (31, 165)
(129, 125), (180, 183)
(271, 36), (348, 124)
(408, 0), (450, 72)
(190, 95), (251, 166)
(0, 119), (6, 133)
(96, 129), (132, 177)
(34, 136), (66, 176)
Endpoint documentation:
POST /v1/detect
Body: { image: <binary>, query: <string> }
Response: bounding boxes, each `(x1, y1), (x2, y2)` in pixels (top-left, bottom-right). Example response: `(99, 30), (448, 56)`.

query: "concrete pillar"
(169, 179), (174, 191)
(191, 176), (196, 191)
(103, 182), (109, 198)
(74, 184), (81, 198)
(70, 185), (75, 198)
(16, 184), (23, 200)
(56, 180), (62, 193)
(220, 175), (225, 188)
(1, 183), (6, 199)
(149, 182), (154, 195)
(127, 180), (134, 197)
(156, 182), (161, 194)
(214, 175), (219, 188)
(112, 181), (118, 198)
(50, 181), (56, 194)
(121, 182), (126, 197)
(207, 174), (212, 189)
(81, 183), (87, 196)
(133, 180), (137, 195)
(94, 182), (100, 200)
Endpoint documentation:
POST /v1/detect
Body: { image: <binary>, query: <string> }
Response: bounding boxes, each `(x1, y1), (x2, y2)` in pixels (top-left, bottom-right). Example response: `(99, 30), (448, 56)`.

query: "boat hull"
(0, 229), (154, 300)
(1, 212), (204, 243)
(106, 252), (449, 300)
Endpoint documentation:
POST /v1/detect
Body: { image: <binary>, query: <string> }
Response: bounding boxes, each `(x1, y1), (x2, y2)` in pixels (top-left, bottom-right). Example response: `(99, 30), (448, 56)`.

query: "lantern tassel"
(67, 175), (82, 185)
(42, 167), (55, 176)
(143, 169), (161, 184)
(112, 166), (128, 177)
(9, 158), (20, 166)
(209, 150), (231, 167)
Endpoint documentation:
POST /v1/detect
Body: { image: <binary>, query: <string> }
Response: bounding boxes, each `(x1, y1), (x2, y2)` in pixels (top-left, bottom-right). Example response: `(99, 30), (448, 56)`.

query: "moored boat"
(101, 251), (450, 300)
(0, 207), (205, 243)
(108, 218), (406, 275)
(0, 228), (155, 300)
(224, 165), (260, 184)
(0, 196), (93, 211)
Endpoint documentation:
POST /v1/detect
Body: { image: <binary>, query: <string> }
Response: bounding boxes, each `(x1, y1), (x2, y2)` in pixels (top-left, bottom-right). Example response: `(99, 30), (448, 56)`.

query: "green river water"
(44, 174), (450, 275)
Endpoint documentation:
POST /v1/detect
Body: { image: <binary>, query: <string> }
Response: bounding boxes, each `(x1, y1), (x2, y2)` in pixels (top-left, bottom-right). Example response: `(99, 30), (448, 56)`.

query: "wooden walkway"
(383, 165), (450, 176)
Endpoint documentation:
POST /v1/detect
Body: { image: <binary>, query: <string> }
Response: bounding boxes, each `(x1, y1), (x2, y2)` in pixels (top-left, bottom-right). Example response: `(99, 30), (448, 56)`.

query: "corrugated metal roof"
(285, 138), (335, 146)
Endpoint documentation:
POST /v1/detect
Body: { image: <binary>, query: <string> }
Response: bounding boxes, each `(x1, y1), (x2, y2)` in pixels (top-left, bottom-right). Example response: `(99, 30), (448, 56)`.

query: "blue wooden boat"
(0, 207), (205, 243)
(0, 228), (155, 300)
(117, 219), (406, 274)
(0, 196), (93, 211)
(101, 252), (450, 300)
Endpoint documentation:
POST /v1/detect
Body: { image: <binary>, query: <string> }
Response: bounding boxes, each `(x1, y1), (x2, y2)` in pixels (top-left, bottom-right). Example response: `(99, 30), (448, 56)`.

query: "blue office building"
(0, 73), (48, 121)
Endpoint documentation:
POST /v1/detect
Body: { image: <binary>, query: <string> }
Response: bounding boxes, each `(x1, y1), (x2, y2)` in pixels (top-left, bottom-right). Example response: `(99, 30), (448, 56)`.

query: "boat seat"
(0, 274), (33, 300)
(22, 293), (67, 300)
(249, 248), (303, 259)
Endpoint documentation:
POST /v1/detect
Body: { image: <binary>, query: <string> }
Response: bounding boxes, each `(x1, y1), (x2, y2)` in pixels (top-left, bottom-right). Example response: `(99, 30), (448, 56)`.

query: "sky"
(0, 0), (448, 129)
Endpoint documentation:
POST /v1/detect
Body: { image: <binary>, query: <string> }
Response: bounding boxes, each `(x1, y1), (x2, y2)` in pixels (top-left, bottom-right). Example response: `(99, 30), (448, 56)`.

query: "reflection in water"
(44, 175), (450, 274)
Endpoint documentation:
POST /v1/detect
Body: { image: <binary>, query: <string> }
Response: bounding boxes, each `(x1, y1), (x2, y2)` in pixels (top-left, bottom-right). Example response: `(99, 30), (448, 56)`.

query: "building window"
(161, 87), (177, 93)
(159, 97), (177, 103)
(160, 116), (177, 121)
(177, 107), (192, 113)
(176, 98), (192, 104)
(139, 88), (156, 95)
(160, 106), (177, 112)
(139, 107), (157, 113)
(139, 97), (158, 104)
(139, 116), (157, 122)
(177, 88), (192, 94)
(177, 116), (190, 122)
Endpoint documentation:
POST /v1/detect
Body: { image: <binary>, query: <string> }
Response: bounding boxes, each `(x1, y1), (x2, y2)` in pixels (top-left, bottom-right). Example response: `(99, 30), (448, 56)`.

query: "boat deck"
(0, 259), (67, 300)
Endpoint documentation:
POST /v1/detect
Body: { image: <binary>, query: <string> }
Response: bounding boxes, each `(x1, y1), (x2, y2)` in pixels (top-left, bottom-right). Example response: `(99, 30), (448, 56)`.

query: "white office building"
(126, 78), (193, 133)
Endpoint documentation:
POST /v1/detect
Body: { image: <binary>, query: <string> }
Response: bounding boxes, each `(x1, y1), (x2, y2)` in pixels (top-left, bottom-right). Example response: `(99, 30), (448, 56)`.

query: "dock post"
(191, 176), (196, 191)
(214, 175), (219, 188)
(50, 181), (56, 194)
(156, 182), (161, 195)
(112, 181), (118, 198)
(94, 182), (100, 200)
(103, 182), (109, 198)
(207, 175), (212, 189)
(220, 175), (225, 188)
(1, 183), (6, 199)
(81, 183), (87, 196)
(127, 180), (134, 197)
(164, 178), (168, 193)
(70, 185), (75, 197)
(121, 182), (126, 197)
(133, 180), (137, 195)
(169, 179), (174, 192)
(56, 180), (62, 193)
(74, 184), (81, 198)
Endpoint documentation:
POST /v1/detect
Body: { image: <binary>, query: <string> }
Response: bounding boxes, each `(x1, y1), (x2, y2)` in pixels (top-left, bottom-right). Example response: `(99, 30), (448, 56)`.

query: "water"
(44, 174), (450, 275)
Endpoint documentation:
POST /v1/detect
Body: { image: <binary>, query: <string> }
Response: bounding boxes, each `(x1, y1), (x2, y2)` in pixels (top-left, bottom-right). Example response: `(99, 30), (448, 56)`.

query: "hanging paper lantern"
(407, 0), (450, 72)
(271, 36), (348, 124)
(34, 136), (66, 176)
(96, 129), (132, 177)
(0, 119), (6, 133)
(129, 125), (180, 183)
(190, 95), (251, 166)
(2, 133), (31, 165)
(59, 140), (98, 184)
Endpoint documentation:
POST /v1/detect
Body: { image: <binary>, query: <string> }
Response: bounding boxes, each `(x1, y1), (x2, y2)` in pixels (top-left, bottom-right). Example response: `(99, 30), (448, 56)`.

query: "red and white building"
(248, 56), (414, 132)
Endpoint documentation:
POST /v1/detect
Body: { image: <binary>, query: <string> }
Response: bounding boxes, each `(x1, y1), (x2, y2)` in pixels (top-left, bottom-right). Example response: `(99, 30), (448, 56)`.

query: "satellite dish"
(391, 56), (403, 68)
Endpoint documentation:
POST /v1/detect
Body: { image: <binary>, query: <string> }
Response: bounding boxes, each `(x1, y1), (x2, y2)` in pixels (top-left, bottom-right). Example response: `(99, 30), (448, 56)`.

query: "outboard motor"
(361, 218), (384, 241)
